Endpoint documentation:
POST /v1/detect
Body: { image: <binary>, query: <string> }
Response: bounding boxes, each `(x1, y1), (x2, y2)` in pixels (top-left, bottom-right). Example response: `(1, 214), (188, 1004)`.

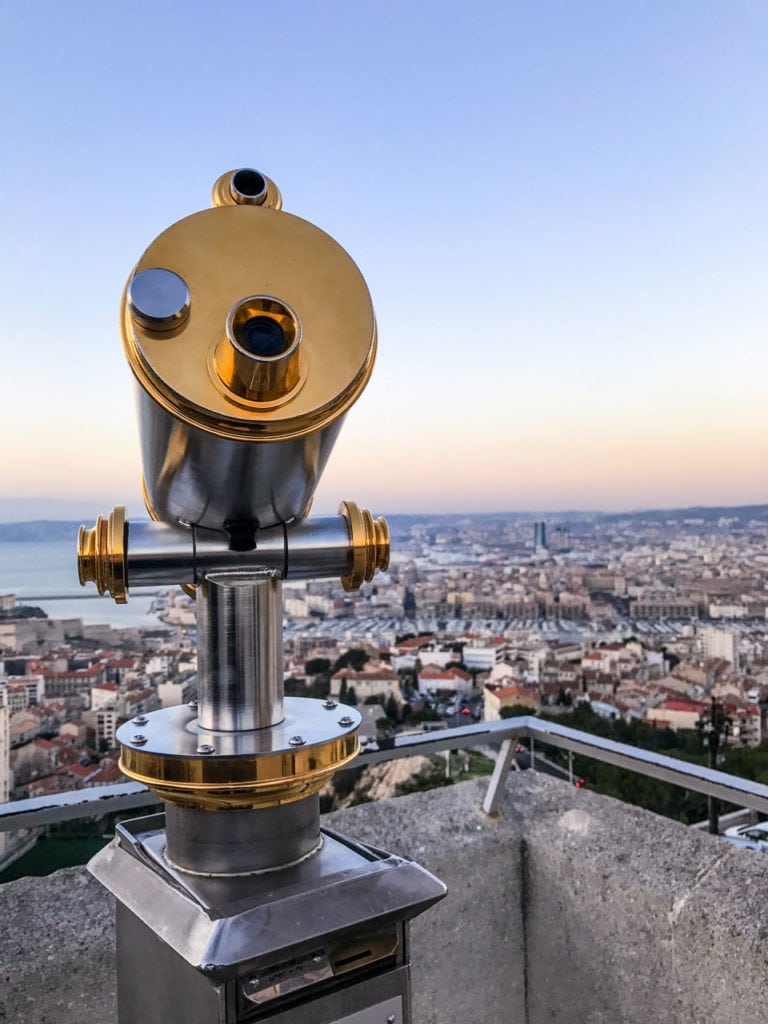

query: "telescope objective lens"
(239, 316), (288, 358)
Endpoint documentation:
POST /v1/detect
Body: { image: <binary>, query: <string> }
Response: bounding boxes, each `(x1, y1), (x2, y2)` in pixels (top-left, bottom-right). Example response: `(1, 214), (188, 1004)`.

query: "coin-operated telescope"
(80, 168), (444, 1024)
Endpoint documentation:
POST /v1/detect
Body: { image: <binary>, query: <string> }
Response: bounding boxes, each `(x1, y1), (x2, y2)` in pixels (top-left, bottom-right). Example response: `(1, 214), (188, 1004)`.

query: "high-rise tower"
(534, 520), (548, 552)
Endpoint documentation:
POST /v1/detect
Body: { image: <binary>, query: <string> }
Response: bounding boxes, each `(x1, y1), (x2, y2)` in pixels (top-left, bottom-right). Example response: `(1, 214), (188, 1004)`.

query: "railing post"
(530, 735), (536, 770)
(568, 750), (573, 786)
(482, 738), (517, 816)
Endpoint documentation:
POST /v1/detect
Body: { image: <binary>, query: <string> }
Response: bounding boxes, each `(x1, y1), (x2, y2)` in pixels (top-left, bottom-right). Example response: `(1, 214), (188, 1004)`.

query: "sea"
(0, 538), (166, 630)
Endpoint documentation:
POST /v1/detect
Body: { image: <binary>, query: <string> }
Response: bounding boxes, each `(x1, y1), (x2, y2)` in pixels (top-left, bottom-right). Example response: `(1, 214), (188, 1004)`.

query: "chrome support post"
(164, 797), (321, 875)
(197, 569), (284, 732)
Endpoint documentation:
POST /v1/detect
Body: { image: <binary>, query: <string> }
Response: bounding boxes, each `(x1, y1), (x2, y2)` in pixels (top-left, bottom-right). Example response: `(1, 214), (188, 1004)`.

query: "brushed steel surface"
(90, 820), (445, 979)
(164, 796), (321, 875)
(116, 700), (360, 758)
(136, 384), (346, 531)
(116, 699), (361, 810)
(197, 570), (284, 732)
(123, 515), (355, 587)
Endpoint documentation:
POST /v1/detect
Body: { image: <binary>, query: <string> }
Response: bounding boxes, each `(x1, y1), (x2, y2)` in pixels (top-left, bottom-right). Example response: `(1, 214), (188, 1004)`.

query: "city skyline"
(1, 3), (766, 514)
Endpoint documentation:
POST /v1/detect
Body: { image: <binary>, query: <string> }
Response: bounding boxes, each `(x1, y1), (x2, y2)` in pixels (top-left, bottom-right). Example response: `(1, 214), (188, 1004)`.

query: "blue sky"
(1, 1), (766, 518)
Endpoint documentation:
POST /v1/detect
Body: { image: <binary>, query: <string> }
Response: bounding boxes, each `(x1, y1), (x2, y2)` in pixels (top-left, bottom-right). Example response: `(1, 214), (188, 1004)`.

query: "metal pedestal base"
(90, 813), (445, 1024)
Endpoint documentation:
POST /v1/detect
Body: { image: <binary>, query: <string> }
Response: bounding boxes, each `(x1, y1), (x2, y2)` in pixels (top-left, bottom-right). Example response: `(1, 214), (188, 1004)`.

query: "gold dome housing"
(122, 168), (377, 534)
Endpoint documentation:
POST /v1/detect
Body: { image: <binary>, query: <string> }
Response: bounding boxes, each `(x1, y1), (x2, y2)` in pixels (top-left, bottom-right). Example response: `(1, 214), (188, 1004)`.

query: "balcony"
(2, 721), (768, 1024)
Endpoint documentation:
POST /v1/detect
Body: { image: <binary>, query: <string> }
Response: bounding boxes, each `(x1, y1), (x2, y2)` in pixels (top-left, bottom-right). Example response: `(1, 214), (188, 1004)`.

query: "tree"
(385, 694), (400, 723)
(305, 657), (331, 676)
(306, 676), (330, 699)
(346, 686), (358, 706)
(333, 649), (369, 672)
(284, 676), (307, 697)
(404, 705), (440, 726)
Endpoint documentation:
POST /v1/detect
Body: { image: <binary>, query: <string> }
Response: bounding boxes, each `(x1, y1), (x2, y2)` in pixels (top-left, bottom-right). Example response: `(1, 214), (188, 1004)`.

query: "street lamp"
(697, 696), (732, 835)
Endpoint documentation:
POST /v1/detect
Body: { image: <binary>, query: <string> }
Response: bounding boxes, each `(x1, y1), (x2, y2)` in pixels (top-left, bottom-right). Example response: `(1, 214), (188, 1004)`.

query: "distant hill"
(600, 504), (768, 525)
(0, 504), (766, 544)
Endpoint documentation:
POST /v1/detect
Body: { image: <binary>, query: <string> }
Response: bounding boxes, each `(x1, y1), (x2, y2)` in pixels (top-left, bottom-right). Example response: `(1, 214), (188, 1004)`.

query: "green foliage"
(306, 677), (330, 699)
(396, 759), (452, 796)
(284, 676), (306, 697)
(500, 704), (536, 719)
(404, 705), (441, 726)
(332, 766), (364, 801)
(333, 649), (370, 672)
(0, 604), (46, 620)
(305, 657), (331, 676)
(536, 705), (755, 824)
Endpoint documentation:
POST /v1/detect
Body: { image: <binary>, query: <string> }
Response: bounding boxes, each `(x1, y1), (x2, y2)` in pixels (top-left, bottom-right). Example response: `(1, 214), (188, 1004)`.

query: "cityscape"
(2, 503), (768, 873)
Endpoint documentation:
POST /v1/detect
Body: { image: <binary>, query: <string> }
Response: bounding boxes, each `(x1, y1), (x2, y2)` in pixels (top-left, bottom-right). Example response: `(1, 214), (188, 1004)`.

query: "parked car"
(723, 821), (768, 852)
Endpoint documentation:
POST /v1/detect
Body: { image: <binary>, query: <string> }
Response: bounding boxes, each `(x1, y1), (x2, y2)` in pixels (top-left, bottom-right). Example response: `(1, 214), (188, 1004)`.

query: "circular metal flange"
(117, 697), (361, 810)
(77, 506), (127, 603)
(339, 500), (390, 591)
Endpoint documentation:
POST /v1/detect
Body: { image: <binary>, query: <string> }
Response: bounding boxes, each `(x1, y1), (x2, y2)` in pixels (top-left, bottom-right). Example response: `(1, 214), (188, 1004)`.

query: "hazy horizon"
(0, 495), (766, 526)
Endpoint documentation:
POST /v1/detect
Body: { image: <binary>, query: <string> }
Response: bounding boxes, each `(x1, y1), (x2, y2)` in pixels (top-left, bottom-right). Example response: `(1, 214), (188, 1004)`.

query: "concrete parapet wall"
(1, 774), (767, 1023)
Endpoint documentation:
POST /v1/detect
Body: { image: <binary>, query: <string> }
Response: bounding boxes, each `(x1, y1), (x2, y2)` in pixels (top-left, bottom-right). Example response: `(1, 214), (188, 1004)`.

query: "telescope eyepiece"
(239, 315), (289, 358)
(230, 168), (268, 205)
(217, 296), (302, 401)
(230, 168), (268, 204)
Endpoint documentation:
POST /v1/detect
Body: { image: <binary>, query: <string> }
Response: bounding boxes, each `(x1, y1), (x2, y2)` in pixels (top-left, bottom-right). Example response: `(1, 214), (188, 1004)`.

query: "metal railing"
(4, 715), (768, 832)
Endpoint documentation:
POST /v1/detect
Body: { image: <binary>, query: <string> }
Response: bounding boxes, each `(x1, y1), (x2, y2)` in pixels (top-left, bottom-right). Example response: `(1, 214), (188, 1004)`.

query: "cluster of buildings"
(339, 510), (768, 627)
(0, 609), (196, 824)
(1, 507), (767, 862)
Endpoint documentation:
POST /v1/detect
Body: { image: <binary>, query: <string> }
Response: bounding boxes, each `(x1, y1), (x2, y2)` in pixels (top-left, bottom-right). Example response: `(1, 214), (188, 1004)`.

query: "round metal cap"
(128, 268), (190, 331)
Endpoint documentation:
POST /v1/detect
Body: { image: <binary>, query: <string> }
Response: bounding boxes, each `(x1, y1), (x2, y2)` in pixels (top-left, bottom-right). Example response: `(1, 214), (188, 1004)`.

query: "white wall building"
(418, 666), (474, 698)
(699, 627), (738, 667)
(91, 684), (120, 710)
(390, 648), (455, 672)
(330, 665), (401, 704)
(158, 677), (197, 708)
(463, 643), (506, 672)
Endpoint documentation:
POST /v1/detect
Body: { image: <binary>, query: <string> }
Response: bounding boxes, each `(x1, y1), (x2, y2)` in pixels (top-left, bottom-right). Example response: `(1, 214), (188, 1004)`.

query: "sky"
(0, 1), (766, 520)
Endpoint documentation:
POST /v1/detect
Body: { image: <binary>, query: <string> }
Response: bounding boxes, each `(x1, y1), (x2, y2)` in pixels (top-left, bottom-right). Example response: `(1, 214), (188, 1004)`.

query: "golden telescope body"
(125, 168), (376, 535)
